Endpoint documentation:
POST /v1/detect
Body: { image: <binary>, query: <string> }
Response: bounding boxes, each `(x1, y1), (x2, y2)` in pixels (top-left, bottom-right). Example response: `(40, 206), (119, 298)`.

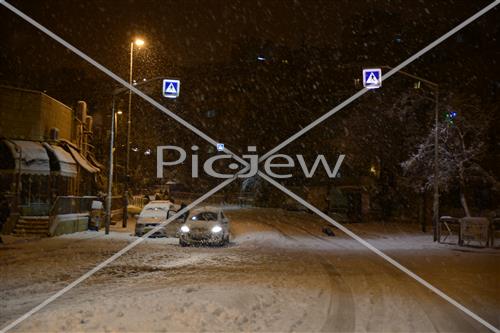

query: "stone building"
(0, 85), (102, 236)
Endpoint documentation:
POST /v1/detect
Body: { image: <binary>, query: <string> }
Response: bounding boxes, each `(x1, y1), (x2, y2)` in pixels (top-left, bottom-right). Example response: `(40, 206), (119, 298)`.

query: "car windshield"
(145, 206), (167, 212)
(140, 206), (168, 218)
(191, 212), (218, 221)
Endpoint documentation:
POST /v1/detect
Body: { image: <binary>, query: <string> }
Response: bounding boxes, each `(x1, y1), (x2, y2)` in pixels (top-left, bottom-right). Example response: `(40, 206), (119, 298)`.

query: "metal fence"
(108, 195), (125, 225)
(48, 196), (97, 235)
(130, 192), (254, 208)
(130, 195), (148, 209)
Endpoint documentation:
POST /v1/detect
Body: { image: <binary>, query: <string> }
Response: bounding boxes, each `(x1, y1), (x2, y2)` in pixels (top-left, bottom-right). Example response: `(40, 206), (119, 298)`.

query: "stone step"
(14, 223), (47, 227)
(12, 230), (48, 237)
(14, 226), (48, 232)
(17, 218), (49, 222)
(22, 216), (49, 220)
(17, 219), (49, 225)
(13, 216), (50, 237)
(13, 228), (47, 233)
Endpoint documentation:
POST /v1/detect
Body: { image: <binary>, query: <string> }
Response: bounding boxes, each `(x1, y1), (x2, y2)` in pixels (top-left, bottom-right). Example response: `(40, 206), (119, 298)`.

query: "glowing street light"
(134, 38), (145, 47)
(124, 37), (146, 228)
(106, 37), (147, 233)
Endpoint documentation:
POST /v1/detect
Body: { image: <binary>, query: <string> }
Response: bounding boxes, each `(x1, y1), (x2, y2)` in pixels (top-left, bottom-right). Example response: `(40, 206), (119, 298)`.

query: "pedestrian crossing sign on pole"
(162, 79), (180, 98)
(362, 68), (382, 89)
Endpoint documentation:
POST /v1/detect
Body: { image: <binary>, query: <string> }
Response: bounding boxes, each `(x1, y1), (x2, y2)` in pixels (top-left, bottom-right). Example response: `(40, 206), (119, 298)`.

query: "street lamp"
(106, 77), (163, 233)
(124, 37), (145, 228)
(134, 38), (145, 47)
(115, 110), (123, 140)
(105, 98), (117, 234)
(114, 110), (123, 173)
(379, 66), (439, 240)
(104, 105), (124, 235)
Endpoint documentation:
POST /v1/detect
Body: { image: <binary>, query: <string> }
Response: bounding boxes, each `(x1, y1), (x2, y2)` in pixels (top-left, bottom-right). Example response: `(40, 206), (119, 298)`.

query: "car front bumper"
(179, 231), (225, 244)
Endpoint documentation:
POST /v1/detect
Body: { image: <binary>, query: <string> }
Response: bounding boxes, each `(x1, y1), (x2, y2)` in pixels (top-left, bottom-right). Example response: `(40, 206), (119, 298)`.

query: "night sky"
(1, 1), (498, 85)
(0, 0), (499, 213)
(0, 0), (498, 179)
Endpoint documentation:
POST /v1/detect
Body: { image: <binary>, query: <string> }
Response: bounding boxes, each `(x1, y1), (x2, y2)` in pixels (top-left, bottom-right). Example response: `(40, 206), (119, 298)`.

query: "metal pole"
(105, 97), (116, 235)
(380, 66), (440, 238)
(127, 42), (133, 176)
(433, 89), (440, 241)
(123, 42), (134, 228)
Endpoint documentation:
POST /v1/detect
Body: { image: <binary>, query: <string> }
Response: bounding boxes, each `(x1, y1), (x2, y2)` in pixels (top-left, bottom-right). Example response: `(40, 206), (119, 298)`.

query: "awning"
(67, 145), (100, 173)
(3, 140), (51, 175)
(87, 153), (104, 170)
(42, 143), (77, 177)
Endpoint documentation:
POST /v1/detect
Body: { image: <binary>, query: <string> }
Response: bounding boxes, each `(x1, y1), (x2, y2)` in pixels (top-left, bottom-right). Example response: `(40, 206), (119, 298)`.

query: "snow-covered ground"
(0, 207), (499, 332)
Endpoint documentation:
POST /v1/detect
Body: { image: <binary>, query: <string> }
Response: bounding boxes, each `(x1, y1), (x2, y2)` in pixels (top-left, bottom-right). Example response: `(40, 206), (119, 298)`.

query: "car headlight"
(180, 225), (190, 233)
(211, 225), (222, 233)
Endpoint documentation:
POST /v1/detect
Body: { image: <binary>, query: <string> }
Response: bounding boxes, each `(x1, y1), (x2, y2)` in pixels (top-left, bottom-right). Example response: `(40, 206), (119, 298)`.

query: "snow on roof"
(147, 200), (173, 206)
(42, 143), (77, 177)
(3, 140), (50, 175)
(66, 145), (99, 173)
(190, 206), (220, 213)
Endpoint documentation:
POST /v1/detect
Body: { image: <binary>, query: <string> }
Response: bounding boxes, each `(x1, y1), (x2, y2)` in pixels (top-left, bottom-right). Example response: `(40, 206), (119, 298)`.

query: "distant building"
(0, 85), (102, 236)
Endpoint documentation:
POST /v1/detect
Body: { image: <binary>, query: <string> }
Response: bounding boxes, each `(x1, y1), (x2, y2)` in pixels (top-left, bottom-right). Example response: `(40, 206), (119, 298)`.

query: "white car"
(135, 200), (181, 237)
(179, 207), (230, 246)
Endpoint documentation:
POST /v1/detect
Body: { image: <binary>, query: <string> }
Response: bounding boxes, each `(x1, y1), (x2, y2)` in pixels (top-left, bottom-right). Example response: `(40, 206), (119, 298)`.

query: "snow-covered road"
(1, 208), (499, 332)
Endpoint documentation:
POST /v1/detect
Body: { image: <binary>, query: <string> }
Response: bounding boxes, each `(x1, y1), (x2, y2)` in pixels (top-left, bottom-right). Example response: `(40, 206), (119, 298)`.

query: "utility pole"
(123, 42), (134, 229)
(379, 66), (439, 239)
(105, 97), (116, 235)
(433, 89), (439, 241)
(123, 38), (145, 229)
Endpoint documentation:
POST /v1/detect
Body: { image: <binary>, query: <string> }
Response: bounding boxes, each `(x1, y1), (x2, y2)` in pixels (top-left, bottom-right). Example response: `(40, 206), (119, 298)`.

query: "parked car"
(179, 207), (230, 246)
(135, 200), (181, 237)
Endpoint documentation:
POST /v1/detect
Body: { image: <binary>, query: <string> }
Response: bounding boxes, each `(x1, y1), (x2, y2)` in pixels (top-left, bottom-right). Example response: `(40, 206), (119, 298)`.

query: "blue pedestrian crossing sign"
(162, 79), (180, 98)
(362, 68), (382, 89)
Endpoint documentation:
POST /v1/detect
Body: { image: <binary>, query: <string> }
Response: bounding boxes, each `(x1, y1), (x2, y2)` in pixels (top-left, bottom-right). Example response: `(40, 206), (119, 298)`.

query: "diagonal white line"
(258, 171), (500, 333)
(253, 3), (500, 329)
(0, 176), (239, 333)
(1, 0), (498, 332)
(258, 0), (500, 162)
(0, 0), (248, 167)
(0, 3), (250, 331)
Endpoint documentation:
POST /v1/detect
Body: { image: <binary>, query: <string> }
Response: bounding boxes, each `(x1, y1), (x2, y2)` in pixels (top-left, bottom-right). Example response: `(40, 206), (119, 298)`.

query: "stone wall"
(0, 86), (72, 141)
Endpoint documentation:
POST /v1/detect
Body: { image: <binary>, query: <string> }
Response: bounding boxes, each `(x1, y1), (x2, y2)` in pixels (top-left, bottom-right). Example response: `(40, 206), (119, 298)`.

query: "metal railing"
(108, 195), (125, 224)
(130, 195), (148, 209)
(130, 192), (254, 208)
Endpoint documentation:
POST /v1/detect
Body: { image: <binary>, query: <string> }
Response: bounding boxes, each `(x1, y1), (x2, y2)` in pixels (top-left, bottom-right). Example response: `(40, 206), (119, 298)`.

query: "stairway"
(12, 216), (49, 237)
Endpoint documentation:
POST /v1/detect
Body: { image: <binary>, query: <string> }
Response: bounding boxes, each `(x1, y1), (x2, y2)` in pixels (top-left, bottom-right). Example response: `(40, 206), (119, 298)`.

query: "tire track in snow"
(255, 217), (356, 332)
(277, 216), (485, 331)
(318, 261), (356, 332)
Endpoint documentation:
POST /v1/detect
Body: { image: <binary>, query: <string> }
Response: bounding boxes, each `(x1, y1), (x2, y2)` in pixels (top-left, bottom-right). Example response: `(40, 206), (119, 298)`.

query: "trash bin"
(89, 200), (104, 231)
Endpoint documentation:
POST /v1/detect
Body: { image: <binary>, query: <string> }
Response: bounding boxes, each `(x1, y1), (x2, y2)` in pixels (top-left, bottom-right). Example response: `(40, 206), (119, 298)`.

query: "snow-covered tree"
(402, 102), (499, 216)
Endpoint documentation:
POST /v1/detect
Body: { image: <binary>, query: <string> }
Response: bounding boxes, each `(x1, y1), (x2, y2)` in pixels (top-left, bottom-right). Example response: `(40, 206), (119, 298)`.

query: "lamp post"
(124, 37), (145, 228)
(105, 98), (117, 235)
(107, 75), (161, 234)
(433, 89), (439, 242)
(380, 66), (439, 241)
(114, 110), (123, 184)
(115, 110), (122, 142)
